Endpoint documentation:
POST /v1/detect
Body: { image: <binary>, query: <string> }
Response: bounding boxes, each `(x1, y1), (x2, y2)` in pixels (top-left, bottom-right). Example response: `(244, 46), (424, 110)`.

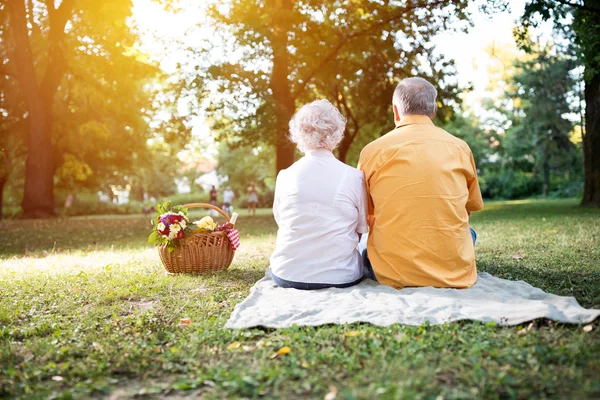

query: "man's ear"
(393, 104), (401, 122)
(431, 104), (438, 120)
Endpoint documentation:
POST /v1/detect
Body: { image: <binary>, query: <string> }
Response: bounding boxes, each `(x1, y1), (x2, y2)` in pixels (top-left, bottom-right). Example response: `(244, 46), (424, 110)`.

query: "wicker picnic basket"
(158, 203), (235, 274)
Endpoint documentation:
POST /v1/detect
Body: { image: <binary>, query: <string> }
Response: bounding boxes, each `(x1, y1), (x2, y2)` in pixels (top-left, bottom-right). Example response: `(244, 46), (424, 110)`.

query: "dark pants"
(362, 227), (478, 283)
(269, 270), (363, 290)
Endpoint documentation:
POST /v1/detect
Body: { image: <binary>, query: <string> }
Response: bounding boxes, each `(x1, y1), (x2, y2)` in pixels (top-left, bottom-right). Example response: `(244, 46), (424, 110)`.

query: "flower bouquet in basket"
(149, 201), (240, 274)
(148, 202), (192, 252)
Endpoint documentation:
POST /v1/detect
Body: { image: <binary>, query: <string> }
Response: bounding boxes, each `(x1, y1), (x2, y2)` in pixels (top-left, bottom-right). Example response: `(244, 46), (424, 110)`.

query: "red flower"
(177, 230), (185, 239)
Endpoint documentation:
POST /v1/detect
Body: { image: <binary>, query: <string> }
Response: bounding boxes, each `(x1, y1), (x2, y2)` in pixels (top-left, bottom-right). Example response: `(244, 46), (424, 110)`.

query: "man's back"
(359, 115), (483, 289)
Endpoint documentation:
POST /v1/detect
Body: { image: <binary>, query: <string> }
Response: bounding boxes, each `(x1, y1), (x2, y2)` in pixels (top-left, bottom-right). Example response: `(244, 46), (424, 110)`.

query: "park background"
(1, 0), (599, 218)
(1, 0), (599, 399)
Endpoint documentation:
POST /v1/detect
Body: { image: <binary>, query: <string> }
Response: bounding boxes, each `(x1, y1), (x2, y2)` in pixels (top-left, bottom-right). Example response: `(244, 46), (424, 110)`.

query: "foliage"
(216, 142), (276, 206)
(164, 192), (212, 207)
(1, 0), (190, 215)
(60, 196), (145, 217)
(507, 44), (577, 193)
(204, 0), (471, 170)
(511, 0), (600, 206)
(514, 0), (600, 82)
(480, 170), (543, 199)
(474, 37), (583, 200)
(0, 200), (599, 398)
(131, 142), (181, 201)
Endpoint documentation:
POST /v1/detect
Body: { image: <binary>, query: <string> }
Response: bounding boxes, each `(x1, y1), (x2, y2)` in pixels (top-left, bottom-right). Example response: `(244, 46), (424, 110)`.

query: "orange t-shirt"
(358, 115), (484, 289)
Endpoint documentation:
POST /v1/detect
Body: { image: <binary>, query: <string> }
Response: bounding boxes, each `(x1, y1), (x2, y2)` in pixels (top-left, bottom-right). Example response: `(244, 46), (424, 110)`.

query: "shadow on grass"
(0, 214), (278, 258)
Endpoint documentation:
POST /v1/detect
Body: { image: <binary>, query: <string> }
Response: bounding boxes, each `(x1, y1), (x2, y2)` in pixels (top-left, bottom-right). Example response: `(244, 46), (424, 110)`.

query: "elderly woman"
(269, 99), (369, 290)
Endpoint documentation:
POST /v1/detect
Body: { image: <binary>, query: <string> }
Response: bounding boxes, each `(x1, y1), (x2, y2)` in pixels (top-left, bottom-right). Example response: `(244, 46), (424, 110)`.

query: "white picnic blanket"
(225, 273), (599, 329)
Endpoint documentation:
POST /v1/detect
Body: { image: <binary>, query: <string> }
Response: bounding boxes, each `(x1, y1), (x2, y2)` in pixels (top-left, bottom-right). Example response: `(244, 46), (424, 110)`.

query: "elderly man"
(358, 77), (484, 289)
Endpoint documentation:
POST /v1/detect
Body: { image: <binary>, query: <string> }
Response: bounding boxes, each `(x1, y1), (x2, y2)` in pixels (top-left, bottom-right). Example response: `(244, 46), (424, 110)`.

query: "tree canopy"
(205, 0), (471, 173)
(1, 0), (188, 216)
(512, 0), (600, 205)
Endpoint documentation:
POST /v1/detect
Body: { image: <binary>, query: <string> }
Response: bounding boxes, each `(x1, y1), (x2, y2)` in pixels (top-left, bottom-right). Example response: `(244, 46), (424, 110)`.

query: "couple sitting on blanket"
(269, 77), (484, 290)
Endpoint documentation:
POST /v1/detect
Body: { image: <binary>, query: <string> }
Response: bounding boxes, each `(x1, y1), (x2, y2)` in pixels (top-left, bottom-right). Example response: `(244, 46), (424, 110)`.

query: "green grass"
(0, 199), (598, 399)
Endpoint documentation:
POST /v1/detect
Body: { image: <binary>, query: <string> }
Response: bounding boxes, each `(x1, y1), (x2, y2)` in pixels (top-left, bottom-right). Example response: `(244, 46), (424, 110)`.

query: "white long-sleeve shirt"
(270, 149), (369, 284)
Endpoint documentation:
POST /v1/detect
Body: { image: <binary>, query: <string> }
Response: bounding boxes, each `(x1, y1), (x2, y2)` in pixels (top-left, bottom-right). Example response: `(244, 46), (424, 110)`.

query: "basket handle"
(183, 203), (230, 221)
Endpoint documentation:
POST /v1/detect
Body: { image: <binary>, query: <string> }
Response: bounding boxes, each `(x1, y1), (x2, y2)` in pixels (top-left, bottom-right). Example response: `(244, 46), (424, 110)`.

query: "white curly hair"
(289, 99), (347, 153)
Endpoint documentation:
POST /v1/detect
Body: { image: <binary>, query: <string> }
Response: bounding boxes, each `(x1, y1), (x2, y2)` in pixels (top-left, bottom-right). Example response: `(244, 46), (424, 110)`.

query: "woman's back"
(270, 149), (368, 285)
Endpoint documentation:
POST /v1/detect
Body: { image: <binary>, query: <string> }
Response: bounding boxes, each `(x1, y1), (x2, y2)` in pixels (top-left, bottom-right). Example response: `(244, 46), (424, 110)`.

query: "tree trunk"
(270, 0), (296, 174)
(582, 72), (600, 207)
(334, 88), (360, 165)
(133, 184), (145, 202)
(542, 149), (550, 196)
(21, 107), (55, 217)
(338, 128), (352, 164)
(8, 0), (74, 217)
(0, 176), (6, 223)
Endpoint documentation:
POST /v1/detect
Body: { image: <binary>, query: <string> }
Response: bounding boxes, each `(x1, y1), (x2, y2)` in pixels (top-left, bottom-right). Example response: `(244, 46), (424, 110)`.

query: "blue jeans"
(362, 227), (477, 283)
(269, 270), (363, 290)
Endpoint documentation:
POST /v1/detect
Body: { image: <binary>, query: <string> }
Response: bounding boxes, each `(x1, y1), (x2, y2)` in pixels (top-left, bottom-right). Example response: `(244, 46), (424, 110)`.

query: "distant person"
(64, 193), (76, 209)
(358, 77), (484, 289)
(223, 186), (235, 215)
(269, 99), (368, 290)
(142, 205), (155, 216)
(209, 185), (218, 206)
(247, 181), (259, 216)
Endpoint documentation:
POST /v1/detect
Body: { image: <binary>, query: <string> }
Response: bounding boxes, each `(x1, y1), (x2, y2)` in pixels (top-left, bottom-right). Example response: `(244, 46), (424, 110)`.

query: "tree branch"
(338, 89), (360, 142)
(54, 0), (76, 27)
(293, 0), (451, 99)
(6, 0), (40, 108)
(40, 0), (75, 104)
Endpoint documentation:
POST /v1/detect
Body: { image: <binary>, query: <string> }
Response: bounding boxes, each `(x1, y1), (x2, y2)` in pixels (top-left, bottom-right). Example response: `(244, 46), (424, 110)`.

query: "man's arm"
(466, 151), (484, 213)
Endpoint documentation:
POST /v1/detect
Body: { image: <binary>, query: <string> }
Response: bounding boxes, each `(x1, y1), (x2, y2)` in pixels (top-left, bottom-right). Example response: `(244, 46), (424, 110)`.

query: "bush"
(480, 170), (584, 200)
(162, 193), (211, 206)
(62, 198), (144, 216)
(479, 170), (543, 200)
(547, 178), (584, 199)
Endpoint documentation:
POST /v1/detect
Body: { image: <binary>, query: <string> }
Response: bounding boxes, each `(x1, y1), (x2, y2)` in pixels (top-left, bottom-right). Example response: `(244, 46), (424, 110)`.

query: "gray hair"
(289, 99), (346, 153)
(392, 77), (438, 118)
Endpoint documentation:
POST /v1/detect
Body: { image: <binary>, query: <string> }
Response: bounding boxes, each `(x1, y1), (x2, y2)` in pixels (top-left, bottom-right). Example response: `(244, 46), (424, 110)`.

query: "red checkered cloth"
(226, 229), (240, 250)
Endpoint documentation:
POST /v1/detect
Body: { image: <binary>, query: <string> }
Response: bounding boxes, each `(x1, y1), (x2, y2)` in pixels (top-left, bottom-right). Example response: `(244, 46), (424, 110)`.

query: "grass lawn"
(0, 199), (598, 399)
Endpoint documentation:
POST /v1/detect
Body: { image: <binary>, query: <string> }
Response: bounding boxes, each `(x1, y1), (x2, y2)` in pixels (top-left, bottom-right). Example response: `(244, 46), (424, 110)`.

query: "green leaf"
(148, 231), (160, 244)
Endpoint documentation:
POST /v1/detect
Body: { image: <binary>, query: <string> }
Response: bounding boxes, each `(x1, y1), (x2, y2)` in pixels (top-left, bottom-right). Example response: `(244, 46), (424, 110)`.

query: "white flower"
(157, 222), (166, 231)
(180, 220), (187, 229)
(170, 223), (181, 233)
(168, 230), (178, 240)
